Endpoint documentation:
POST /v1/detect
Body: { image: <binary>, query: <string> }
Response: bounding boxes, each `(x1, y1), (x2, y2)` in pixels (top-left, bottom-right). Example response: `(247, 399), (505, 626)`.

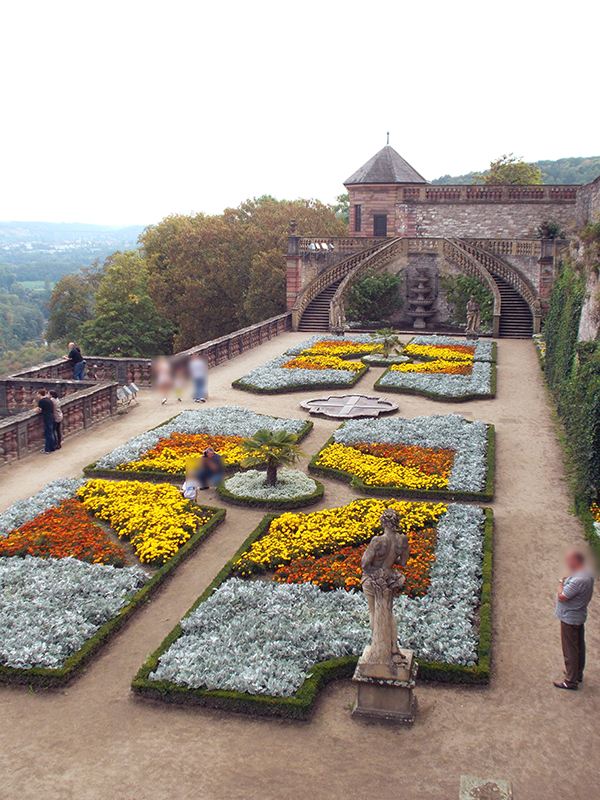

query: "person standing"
(189, 354), (207, 403)
(64, 342), (85, 380)
(49, 390), (63, 449)
(554, 548), (595, 690)
(34, 389), (55, 453)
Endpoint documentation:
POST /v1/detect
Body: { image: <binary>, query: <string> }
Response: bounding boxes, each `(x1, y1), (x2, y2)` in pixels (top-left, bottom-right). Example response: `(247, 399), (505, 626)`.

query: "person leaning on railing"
(63, 342), (86, 380)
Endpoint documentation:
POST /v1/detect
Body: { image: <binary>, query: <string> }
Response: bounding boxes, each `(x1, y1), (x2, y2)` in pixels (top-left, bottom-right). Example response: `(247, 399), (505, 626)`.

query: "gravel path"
(0, 335), (598, 800)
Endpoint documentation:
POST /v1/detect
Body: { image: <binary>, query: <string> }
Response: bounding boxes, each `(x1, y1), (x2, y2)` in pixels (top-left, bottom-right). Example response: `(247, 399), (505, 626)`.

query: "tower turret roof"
(344, 146), (428, 185)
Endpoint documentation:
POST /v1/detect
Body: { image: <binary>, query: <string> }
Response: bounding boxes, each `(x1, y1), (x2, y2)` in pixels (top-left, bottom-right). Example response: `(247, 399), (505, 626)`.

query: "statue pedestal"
(465, 331), (479, 341)
(352, 647), (417, 724)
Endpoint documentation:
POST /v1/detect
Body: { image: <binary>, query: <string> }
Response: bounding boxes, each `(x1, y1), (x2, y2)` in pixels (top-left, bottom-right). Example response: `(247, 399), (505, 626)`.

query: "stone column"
(286, 220), (303, 320)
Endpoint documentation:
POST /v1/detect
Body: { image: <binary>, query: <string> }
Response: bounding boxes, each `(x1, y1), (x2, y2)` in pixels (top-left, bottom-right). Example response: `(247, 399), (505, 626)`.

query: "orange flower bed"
(0, 499), (128, 566)
(352, 442), (455, 479)
(118, 432), (246, 473)
(274, 526), (437, 596)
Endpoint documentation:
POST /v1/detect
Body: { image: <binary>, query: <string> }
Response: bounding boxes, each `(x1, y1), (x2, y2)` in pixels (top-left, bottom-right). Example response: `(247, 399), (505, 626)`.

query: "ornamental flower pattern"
(223, 468), (318, 502)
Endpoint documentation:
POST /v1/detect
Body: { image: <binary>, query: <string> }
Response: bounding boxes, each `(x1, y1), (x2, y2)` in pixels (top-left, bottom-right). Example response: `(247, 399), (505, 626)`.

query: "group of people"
(34, 389), (63, 454)
(154, 354), (208, 405)
(180, 448), (224, 500)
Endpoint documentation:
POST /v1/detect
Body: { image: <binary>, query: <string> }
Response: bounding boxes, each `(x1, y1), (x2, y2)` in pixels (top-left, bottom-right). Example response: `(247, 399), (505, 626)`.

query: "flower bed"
(309, 415), (494, 501)
(232, 335), (380, 394)
(218, 468), (324, 510)
(361, 354), (410, 367)
(407, 335), (497, 362)
(84, 407), (312, 480)
(0, 481), (225, 686)
(376, 360), (496, 400)
(132, 499), (493, 718)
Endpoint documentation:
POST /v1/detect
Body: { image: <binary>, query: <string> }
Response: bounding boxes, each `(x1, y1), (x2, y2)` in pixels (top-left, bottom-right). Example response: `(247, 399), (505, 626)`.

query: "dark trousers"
(43, 417), (56, 452)
(561, 621), (586, 687)
(193, 377), (206, 400)
(197, 466), (223, 488)
(54, 421), (62, 449)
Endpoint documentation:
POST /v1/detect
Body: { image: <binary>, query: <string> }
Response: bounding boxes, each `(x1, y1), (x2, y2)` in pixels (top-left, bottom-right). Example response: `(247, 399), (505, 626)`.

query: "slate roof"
(344, 146), (428, 185)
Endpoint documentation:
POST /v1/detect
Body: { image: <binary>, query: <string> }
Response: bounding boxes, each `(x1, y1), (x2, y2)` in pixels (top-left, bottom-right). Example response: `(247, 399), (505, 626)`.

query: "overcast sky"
(1, 0), (598, 227)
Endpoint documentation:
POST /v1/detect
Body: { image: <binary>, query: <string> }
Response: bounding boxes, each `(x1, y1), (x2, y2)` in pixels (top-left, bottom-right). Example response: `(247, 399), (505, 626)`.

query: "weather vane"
(387, 131), (390, 145)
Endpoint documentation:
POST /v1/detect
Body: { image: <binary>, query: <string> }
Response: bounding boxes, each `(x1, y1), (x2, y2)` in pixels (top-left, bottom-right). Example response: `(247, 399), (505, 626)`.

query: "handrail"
(291, 243), (386, 327)
(463, 239), (542, 258)
(442, 240), (502, 335)
(454, 239), (539, 312)
(329, 239), (406, 328)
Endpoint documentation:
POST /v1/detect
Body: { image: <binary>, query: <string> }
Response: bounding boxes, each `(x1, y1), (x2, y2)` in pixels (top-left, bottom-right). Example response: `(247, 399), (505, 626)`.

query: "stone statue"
(329, 296), (346, 335)
(360, 508), (409, 666)
(465, 295), (481, 337)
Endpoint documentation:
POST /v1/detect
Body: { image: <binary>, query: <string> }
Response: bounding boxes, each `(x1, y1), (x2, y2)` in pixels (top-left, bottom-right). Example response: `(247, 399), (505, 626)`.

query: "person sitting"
(180, 459), (201, 501)
(196, 447), (224, 490)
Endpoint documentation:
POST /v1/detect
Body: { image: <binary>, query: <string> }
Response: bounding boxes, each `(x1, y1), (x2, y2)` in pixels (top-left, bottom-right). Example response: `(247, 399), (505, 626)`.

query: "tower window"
(354, 205), (362, 233)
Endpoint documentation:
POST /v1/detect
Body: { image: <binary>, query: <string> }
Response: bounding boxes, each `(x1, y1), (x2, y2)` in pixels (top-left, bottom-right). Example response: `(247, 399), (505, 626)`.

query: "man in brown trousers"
(554, 548), (594, 690)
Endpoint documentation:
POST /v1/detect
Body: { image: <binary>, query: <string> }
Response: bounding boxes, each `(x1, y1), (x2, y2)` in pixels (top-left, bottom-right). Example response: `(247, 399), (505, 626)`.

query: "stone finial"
(289, 219), (297, 234)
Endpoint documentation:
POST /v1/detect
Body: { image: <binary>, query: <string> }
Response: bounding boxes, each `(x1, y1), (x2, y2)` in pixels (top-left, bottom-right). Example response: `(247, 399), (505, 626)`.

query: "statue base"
(352, 647), (417, 724)
(465, 331), (479, 341)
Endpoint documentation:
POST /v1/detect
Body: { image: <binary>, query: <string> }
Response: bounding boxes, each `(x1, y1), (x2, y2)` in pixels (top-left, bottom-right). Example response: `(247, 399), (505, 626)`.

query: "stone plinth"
(352, 647), (417, 724)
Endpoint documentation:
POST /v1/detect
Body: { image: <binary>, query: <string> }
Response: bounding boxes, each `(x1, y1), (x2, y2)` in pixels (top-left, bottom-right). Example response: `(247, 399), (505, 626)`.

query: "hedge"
(308, 425), (495, 502)
(0, 506), (226, 688)
(83, 419), (314, 481)
(131, 506), (493, 718)
(373, 362), (497, 402)
(231, 364), (370, 395)
(217, 477), (325, 510)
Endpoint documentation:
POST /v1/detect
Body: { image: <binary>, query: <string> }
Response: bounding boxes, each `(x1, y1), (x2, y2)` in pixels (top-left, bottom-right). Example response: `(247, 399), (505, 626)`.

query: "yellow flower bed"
(117, 433), (246, 474)
(315, 442), (451, 490)
(403, 343), (474, 362)
(235, 498), (446, 574)
(78, 479), (212, 565)
(282, 354), (364, 372)
(303, 340), (378, 358)
(390, 359), (472, 375)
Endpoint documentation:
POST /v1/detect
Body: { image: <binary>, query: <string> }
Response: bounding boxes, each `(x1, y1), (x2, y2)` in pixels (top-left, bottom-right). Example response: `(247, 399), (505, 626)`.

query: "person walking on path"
(49, 390), (63, 449)
(34, 389), (55, 453)
(554, 548), (595, 690)
(189, 354), (207, 403)
(64, 342), (85, 380)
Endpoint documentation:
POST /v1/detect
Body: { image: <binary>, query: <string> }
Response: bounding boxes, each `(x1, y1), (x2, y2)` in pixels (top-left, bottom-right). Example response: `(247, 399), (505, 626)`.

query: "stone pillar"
(286, 220), (302, 319)
(538, 237), (557, 311)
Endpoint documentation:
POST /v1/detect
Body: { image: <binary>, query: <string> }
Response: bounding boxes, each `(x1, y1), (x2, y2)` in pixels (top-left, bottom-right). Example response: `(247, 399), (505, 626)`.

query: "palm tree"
(240, 429), (304, 486)
(371, 327), (403, 359)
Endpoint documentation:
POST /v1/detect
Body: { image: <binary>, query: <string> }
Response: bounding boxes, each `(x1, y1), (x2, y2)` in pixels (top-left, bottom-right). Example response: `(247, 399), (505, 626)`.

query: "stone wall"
(576, 175), (600, 341)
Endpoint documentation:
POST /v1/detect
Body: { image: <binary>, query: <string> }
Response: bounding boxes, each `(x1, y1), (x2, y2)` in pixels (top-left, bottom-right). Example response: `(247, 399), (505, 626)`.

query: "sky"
(1, 0), (598, 227)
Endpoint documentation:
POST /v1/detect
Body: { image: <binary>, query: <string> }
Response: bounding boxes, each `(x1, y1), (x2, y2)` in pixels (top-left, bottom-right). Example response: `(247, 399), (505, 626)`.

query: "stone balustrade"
(0, 382), (117, 466)
(0, 378), (98, 416)
(422, 185), (579, 203)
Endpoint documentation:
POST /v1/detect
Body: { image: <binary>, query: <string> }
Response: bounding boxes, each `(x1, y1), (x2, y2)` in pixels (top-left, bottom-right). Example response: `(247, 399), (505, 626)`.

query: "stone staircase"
(297, 278), (344, 331)
(493, 276), (533, 338)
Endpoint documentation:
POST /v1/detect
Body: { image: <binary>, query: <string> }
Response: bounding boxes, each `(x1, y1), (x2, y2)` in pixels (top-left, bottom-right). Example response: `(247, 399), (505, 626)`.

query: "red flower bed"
(0, 499), (128, 566)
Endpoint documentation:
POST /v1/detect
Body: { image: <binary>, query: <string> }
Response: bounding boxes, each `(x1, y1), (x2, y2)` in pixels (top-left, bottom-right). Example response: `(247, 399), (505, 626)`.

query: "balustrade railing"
(397, 185), (579, 203)
(464, 239), (542, 257)
(443, 239), (502, 337)
(455, 239), (538, 309)
(299, 237), (390, 253)
(0, 383), (117, 466)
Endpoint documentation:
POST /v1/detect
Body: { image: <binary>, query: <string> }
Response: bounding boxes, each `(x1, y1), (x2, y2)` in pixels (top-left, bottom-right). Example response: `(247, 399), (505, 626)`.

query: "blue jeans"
(43, 417), (56, 452)
(73, 361), (85, 381)
(193, 377), (206, 400)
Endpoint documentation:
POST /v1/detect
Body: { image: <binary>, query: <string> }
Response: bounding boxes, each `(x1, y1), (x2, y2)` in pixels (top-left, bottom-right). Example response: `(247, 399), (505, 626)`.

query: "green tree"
(240, 429), (304, 486)
(46, 264), (104, 345)
(345, 270), (402, 325)
(440, 274), (494, 330)
(79, 251), (174, 357)
(334, 193), (350, 225)
(477, 154), (544, 185)
(370, 327), (403, 358)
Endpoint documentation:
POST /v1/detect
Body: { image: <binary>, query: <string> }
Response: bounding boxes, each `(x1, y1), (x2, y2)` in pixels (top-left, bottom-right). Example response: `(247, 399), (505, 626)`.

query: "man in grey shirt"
(554, 548), (595, 690)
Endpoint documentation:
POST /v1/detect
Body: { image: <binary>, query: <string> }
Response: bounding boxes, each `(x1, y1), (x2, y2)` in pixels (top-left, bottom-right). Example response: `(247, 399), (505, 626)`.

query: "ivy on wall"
(439, 274), (494, 331)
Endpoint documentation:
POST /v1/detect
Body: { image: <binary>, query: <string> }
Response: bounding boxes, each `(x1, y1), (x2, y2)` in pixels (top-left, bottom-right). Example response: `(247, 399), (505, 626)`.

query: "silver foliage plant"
(409, 335), (495, 362)
(335, 414), (489, 493)
(283, 334), (382, 356)
(0, 478), (85, 537)
(0, 556), (147, 669)
(235, 354), (360, 392)
(96, 407), (307, 469)
(378, 360), (493, 397)
(150, 504), (485, 696)
(224, 468), (317, 500)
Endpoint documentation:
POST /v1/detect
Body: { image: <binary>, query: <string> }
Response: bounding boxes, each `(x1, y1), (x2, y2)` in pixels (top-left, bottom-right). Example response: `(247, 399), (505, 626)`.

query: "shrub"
(345, 269), (402, 325)
(439, 274), (493, 330)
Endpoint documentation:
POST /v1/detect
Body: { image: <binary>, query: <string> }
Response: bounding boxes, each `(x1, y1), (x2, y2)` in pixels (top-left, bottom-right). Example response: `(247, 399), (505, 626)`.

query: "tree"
(477, 154), (544, 185)
(345, 270), (402, 325)
(142, 196), (347, 350)
(46, 264), (104, 345)
(370, 327), (403, 358)
(334, 193), (350, 225)
(79, 251), (174, 357)
(240, 429), (304, 486)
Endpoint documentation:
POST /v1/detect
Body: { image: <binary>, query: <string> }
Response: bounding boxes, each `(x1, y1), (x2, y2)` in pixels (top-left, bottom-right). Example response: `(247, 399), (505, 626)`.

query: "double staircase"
(295, 237), (538, 337)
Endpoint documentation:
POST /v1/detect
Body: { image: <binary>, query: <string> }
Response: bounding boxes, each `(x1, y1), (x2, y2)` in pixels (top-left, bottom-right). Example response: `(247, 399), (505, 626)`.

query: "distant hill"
(432, 156), (600, 185)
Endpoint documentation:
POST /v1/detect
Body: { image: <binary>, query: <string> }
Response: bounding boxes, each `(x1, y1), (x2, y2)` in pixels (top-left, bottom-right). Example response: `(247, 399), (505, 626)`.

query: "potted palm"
(363, 328), (408, 366)
(240, 429), (304, 486)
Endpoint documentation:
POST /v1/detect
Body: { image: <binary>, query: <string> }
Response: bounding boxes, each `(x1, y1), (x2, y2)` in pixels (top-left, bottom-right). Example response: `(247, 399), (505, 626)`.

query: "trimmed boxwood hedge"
(231, 364), (370, 395)
(0, 506), (226, 689)
(217, 476), (325, 510)
(83, 419), (314, 482)
(308, 425), (495, 502)
(374, 361), (497, 402)
(131, 506), (493, 718)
